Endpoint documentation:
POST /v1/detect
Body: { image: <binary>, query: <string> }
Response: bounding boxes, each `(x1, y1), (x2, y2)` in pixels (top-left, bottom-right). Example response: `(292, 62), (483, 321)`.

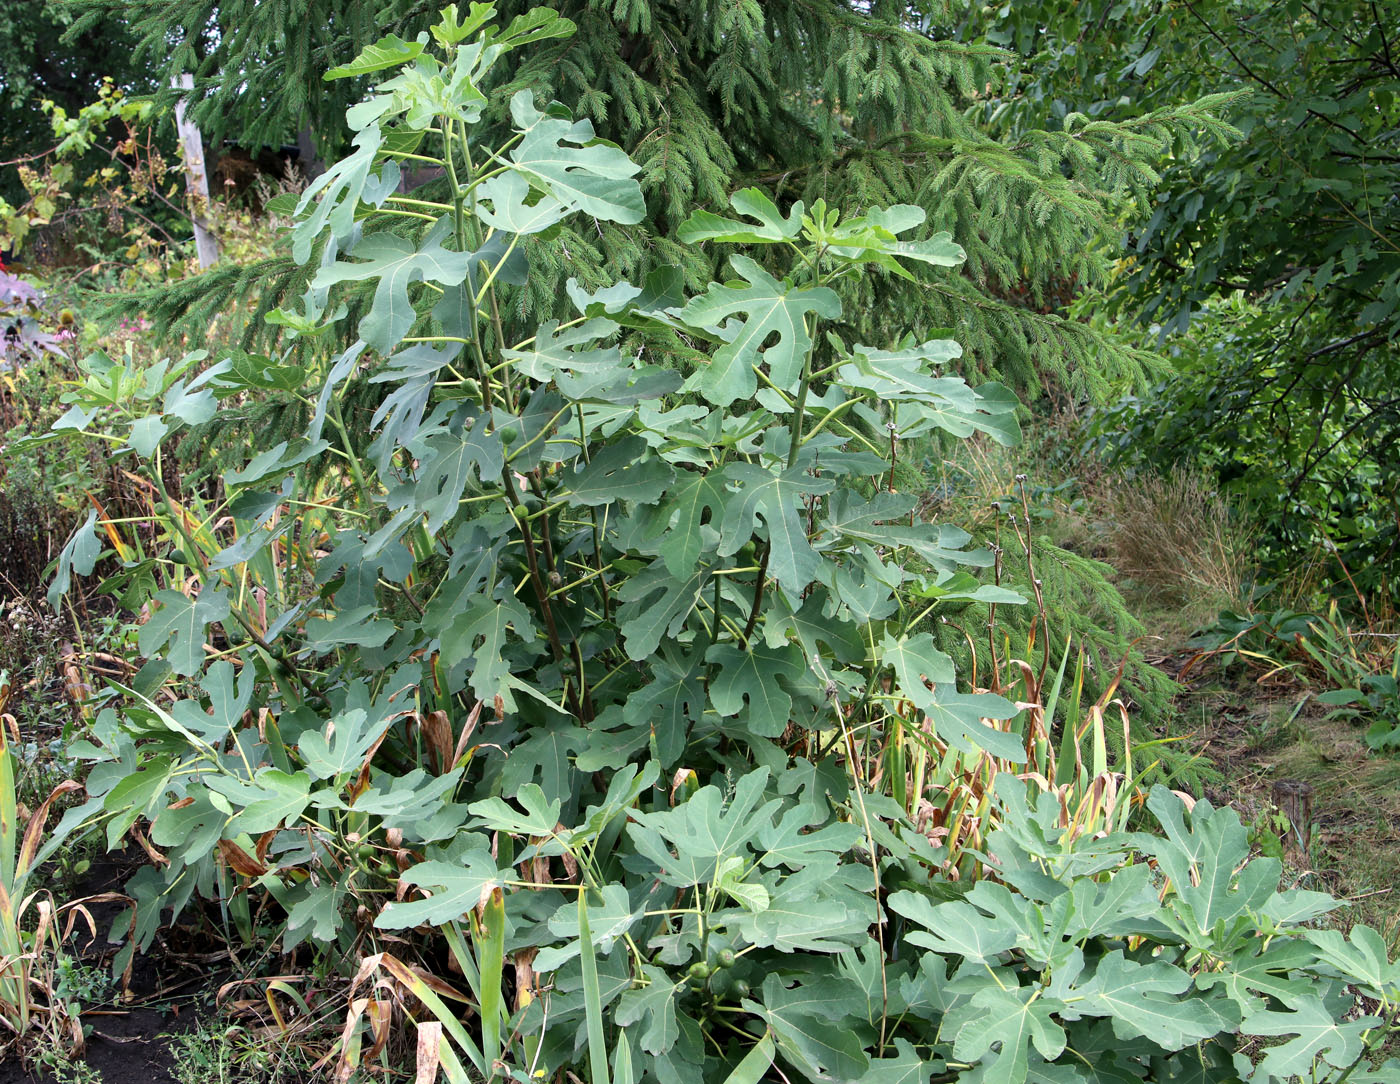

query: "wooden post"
(1272, 780), (1314, 863)
(171, 74), (220, 268)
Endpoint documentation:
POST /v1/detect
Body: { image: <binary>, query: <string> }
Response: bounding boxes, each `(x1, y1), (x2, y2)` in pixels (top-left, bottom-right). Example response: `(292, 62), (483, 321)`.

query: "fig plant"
(36, 6), (1400, 1083)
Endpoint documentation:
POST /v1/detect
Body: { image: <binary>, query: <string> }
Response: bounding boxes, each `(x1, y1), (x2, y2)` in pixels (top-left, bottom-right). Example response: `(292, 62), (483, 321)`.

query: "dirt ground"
(7, 853), (210, 1084)
(1164, 650), (1400, 936)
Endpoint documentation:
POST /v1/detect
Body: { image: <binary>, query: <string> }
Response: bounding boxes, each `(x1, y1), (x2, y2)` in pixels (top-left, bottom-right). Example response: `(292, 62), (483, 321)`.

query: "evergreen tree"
(983, 0), (1400, 591)
(0, 2), (147, 205)
(77, 0), (1235, 402)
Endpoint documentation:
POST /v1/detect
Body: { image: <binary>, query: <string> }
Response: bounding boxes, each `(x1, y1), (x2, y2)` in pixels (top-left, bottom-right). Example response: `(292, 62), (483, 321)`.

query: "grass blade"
(475, 887), (506, 1073)
(578, 889), (610, 1084)
(722, 1031), (775, 1084)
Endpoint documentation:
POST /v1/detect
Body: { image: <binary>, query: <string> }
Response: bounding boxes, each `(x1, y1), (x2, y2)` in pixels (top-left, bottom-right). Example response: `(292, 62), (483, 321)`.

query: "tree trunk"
(1272, 780), (1314, 864)
(172, 74), (220, 269)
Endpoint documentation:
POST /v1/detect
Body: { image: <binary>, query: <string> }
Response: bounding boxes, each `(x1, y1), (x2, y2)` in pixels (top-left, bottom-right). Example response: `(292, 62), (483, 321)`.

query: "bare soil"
(3, 853), (215, 1084)
(1165, 651), (1400, 934)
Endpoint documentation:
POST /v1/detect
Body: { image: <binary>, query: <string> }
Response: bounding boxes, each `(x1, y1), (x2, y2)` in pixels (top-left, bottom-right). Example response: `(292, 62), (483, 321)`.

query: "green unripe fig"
(716, 949), (736, 969)
(512, 503), (530, 519)
(687, 961), (711, 981)
(356, 843), (376, 862)
(376, 860), (397, 878)
(500, 426), (520, 445)
(731, 979), (750, 999)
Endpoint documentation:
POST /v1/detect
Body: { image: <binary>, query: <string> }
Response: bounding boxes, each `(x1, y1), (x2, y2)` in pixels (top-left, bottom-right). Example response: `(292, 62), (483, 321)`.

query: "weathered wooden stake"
(1272, 779), (1314, 863)
(171, 74), (220, 268)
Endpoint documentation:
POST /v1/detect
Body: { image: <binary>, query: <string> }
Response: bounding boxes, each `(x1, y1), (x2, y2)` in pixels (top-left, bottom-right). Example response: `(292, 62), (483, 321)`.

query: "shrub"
(31, 9), (1400, 1083)
(1093, 466), (1255, 622)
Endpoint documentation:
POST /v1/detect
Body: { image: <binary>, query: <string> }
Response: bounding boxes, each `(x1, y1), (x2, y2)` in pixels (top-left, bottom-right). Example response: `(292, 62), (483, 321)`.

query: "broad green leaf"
(1350, 1060), (1400, 1084)
(720, 1032), (775, 1084)
(879, 632), (953, 694)
(102, 757), (175, 827)
(126, 413), (170, 457)
(303, 604), (396, 650)
(615, 560), (710, 661)
(875, 228), (965, 270)
(505, 319), (624, 387)
(344, 770), (464, 824)
(148, 791), (224, 864)
(162, 661), (255, 746)
(291, 126), (400, 262)
(375, 853), (503, 928)
(536, 883), (638, 969)
(163, 365), (222, 425)
(284, 883), (347, 944)
(737, 895), (868, 953)
(1199, 940), (1320, 1013)
(1073, 951), (1238, 1050)
(716, 855), (771, 912)
(507, 91), (645, 224)
(574, 763), (661, 840)
(492, 9), (577, 53)
(1143, 789), (1275, 947)
(431, 2), (496, 46)
(754, 972), (870, 1025)
(626, 769), (779, 887)
(855, 1039), (932, 1084)
(757, 808), (862, 871)
(584, 653), (704, 769)
(138, 588), (231, 677)
(497, 720), (584, 806)
(744, 974), (869, 1081)
(762, 592), (865, 664)
(677, 188), (804, 245)
(226, 438), (330, 487)
(840, 343), (1021, 445)
(297, 709), (380, 780)
(474, 170), (569, 234)
(314, 227), (474, 352)
(1063, 863), (1162, 941)
(564, 436), (675, 507)
(655, 470), (731, 578)
(1304, 926), (1400, 993)
(48, 508), (102, 607)
(405, 415), (504, 531)
(822, 490), (987, 572)
(819, 204), (965, 273)
(680, 255), (841, 407)
(718, 463), (835, 596)
(439, 595), (535, 712)
(1243, 997), (1377, 1082)
(324, 34), (424, 79)
(468, 783), (561, 835)
(616, 965), (682, 1056)
(950, 986), (1067, 1084)
(705, 642), (803, 737)
(888, 892), (1018, 962)
(366, 342), (462, 466)
(883, 631), (1026, 760)
(215, 769), (312, 834)
(1260, 887), (1338, 925)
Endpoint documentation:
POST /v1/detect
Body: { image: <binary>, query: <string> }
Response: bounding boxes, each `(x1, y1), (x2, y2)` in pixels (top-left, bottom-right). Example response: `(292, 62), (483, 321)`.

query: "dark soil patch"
(0, 852), (226, 1084)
